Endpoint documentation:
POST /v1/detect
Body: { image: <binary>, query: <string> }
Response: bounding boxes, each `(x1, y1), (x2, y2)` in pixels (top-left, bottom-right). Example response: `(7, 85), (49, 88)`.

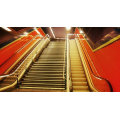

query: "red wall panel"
(37, 28), (45, 37)
(75, 27), (120, 92)
(29, 31), (38, 36)
(0, 40), (36, 75)
(28, 28), (45, 37)
(0, 29), (46, 76)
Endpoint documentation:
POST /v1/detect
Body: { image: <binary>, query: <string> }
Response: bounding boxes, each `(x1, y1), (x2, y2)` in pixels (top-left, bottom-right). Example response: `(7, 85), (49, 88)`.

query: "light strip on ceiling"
(50, 27), (55, 38)
(2, 27), (12, 32)
(24, 32), (28, 35)
(66, 27), (71, 31)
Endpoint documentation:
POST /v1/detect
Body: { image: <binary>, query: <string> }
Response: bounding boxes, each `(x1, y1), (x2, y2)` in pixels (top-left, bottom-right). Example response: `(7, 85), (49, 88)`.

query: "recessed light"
(2, 27), (12, 32)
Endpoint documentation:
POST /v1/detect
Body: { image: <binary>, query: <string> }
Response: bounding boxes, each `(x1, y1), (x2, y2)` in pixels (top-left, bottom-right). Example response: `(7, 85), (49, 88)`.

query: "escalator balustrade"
(69, 40), (90, 92)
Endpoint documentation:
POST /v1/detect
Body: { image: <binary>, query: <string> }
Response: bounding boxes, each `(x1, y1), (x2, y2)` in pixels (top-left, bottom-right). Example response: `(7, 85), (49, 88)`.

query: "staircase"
(69, 40), (90, 92)
(19, 40), (66, 91)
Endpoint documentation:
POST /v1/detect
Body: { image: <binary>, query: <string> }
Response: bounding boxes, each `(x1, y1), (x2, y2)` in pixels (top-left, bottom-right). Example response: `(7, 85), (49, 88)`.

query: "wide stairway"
(69, 40), (90, 92)
(18, 40), (66, 91)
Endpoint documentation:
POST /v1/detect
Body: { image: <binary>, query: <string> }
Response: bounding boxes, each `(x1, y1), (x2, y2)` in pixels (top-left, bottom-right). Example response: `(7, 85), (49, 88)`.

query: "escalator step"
(72, 74), (86, 77)
(73, 86), (89, 90)
(72, 82), (87, 86)
(73, 90), (89, 92)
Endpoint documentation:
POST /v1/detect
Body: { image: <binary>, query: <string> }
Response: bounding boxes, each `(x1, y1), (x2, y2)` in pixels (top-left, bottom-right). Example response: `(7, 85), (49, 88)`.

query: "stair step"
(42, 53), (64, 55)
(38, 59), (63, 61)
(21, 82), (65, 86)
(26, 73), (63, 75)
(28, 71), (63, 73)
(35, 61), (65, 64)
(24, 76), (64, 80)
(31, 66), (64, 68)
(19, 86), (65, 90)
(22, 80), (65, 83)
(23, 79), (65, 82)
(25, 74), (64, 77)
(40, 56), (64, 58)
(27, 71), (64, 75)
(33, 64), (64, 66)
(30, 68), (64, 70)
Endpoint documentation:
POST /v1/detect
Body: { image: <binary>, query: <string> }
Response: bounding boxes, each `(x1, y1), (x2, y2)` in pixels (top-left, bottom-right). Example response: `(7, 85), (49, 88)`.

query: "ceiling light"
(24, 32), (28, 35)
(80, 29), (84, 34)
(50, 27), (55, 38)
(2, 27), (12, 32)
(66, 27), (71, 31)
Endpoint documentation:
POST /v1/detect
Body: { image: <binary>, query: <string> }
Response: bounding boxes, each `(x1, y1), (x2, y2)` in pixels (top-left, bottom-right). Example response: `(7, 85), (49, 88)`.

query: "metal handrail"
(0, 34), (49, 79)
(68, 42), (72, 91)
(77, 37), (113, 91)
(64, 39), (67, 89)
(66, 34), (72, 92)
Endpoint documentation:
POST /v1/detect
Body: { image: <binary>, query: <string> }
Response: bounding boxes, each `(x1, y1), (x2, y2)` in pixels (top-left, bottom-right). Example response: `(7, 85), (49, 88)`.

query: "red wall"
(37, 28), (45, 37)
(0, 28), (46, 76)
(75, 27), (120, 92)
(29, 28), (45, 37)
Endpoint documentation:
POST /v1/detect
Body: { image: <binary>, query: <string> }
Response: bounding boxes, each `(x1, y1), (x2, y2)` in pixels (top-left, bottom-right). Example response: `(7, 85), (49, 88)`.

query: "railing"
(66, 34), (72, 92)
(0, 34), (49, 79)
(64, 40), (67, 90)
(76, 37), (113, 92)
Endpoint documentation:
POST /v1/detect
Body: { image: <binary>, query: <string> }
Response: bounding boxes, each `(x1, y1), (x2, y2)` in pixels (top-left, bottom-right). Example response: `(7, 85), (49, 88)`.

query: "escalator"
(69, 40), (90, 92)
(18, 40), (66, 91)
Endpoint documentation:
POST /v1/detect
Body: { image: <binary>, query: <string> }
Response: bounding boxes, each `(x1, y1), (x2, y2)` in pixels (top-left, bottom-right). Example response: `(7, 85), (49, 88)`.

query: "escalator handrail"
(0, 34), (48, 78)
(78, 38), (113, 91)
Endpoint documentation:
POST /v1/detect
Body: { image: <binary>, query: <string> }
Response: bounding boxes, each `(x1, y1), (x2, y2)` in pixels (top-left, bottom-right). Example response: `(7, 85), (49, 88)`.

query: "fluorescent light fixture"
(2, 27), (12, 32)
(66, 27), (71, 31)
(50, 27), (55, 38)
(80, 29), (84, 34)
(34, 27), (41, 35)
(24, 32), (28, 35)
(47, 34), (49, 37)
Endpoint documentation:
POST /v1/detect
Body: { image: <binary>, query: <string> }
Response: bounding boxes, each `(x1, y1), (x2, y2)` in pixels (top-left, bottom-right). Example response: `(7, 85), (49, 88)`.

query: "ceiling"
(0, 27), (75, 45)
(42, 27), (75, 38)
(1, 27), (119, 46)
(10, 27), (76, 38)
